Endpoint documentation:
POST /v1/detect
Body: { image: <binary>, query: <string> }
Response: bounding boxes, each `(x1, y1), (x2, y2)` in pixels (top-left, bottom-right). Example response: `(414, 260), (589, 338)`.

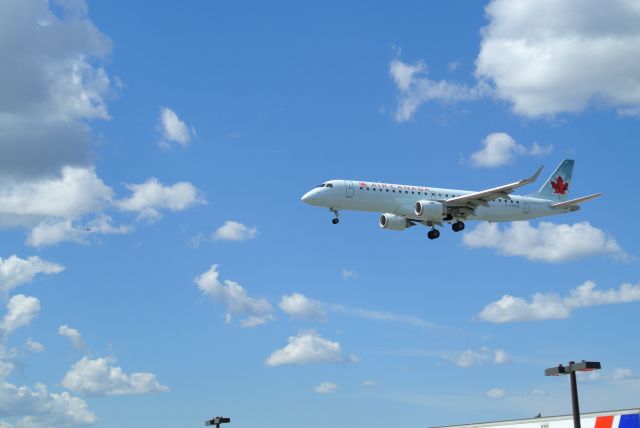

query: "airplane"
(300, 159), (602, 239)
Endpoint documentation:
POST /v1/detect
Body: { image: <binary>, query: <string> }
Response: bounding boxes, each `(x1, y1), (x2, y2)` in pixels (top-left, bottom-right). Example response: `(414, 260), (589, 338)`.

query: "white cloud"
(530, 388), (548, 397)
(1, 295), (40, 337)
(389, 59), (488, 122)
(470, 133), (552, 168)
(341, 269), (359, 280)
(25, 338), (44, 353)
(442, 347), (510, 368)
(0, 0), (112, 181)
(61, 356), (169, 396)
(0, 167), (112, 226)
(582, 368), (638, 382)
(330, 304), (435, 329)
(486, 388), (506, 399)
(477, 0), (640, 117)
(0, 255), (64, 296)
(314, 382), (337, 394)
(265, 331), (357, 367)
(278, 292), (435, 328)
(478, 280), (640, 323)
(0, 1), (204, 249)
(27, 215), (130, 248)
(195, 264), (274, 327)
(157, 107), (194, 147)
(390, 1), (640, 120)
(612, 368), (638, 381)
(447, 61), (461, 72)
(0, 381), (96, 427)
(493, 349), (511, 364)
(58, 325), (85, 350)
(279, 293), (327, 321)
(116, 178), (205, 221)
(463, 222), (626, 263)
(213, 221), (258, 241)
(362, 380), (378, 388)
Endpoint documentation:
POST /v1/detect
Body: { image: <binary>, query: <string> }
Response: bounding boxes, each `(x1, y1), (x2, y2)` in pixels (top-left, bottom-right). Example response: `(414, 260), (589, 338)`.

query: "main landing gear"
(451, 221), (465, 232)
(330, 209), (339, 224)
(427, 228), (440, 240)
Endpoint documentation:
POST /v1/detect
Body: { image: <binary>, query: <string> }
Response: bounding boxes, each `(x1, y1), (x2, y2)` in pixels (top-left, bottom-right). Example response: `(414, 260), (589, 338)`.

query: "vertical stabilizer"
(534, 159), (574, 201)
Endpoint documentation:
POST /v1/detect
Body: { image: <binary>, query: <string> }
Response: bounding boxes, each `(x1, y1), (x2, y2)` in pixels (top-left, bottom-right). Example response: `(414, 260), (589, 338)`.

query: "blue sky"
(1, 1), (640, 427)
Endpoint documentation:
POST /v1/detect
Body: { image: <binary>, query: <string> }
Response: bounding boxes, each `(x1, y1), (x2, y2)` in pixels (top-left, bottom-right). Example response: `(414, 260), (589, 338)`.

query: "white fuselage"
(301, 179), (574, 223)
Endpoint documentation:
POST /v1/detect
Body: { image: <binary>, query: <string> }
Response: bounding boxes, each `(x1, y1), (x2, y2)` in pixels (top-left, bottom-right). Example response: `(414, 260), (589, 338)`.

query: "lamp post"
(545, 361), (601, 428)
(205, 417), (231, 428)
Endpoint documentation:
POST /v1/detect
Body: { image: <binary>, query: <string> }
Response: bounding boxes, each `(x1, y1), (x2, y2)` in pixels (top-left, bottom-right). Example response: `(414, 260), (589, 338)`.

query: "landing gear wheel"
(427, 229), (440, 240)
(452, 221), (465, 232)
(330, 209), (339, 224)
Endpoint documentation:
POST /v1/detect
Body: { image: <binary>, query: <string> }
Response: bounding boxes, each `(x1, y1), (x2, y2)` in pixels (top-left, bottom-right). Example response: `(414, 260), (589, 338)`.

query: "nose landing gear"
(330, 209), (340, 224)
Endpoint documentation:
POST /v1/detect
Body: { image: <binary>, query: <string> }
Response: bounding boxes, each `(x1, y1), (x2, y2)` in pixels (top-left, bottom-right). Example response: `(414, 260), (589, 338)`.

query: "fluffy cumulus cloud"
(0, 382), (97, 427)
(0, 294), (93, 428)
(441, 347), (510, 368)
(25, 338), (45, 353)
(157, 107), (194, 148)
(0, 0), (112, 182)
(61, 356), (169, 396)
(478, 280), (640, 323)
(58, 325), (85, 350)
(0, 1), (204, 248)
(116, 178), (205, 221)
(477, 0), (640, 117)
(314, 382), (337, 394)
(265, 331), (357, 367)
(279, 293), (327, 321)
(0, 167), (113, 227)
(391, 0), (640, 119)
(0, 165), (202, 246)
(0, 295), (40, 337)
(389, 59), (488, 122)
(26, 215), (130, 248)
(213, 221), (258, 242)
(470, 133), (552, 168)
(195, 264), (274, 327)
(462, 222), (626, 262)
(0, 255), (64, 296)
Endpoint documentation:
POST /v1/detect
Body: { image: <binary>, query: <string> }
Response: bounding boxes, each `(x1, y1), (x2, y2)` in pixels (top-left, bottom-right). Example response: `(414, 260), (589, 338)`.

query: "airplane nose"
(301, 190), (313, 203)
(300, 189), (318, 204)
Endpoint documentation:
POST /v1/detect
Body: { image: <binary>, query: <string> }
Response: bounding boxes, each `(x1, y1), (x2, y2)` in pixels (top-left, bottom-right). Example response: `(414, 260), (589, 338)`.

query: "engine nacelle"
(414, 200), (445, 220)
(379, 213), (411, 231)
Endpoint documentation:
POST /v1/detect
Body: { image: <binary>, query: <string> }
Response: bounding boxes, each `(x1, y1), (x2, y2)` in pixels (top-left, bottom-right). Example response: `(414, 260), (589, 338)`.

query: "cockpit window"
(326, 183), (333, 188)
(315, 184), (326, 188)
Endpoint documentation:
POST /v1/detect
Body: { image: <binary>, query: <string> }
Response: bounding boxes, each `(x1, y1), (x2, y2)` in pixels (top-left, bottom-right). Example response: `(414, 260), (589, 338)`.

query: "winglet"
(522, 165), (543, 185)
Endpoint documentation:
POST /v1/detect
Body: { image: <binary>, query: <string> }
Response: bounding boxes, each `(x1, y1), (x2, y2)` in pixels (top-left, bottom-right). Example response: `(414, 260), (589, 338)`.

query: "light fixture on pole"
(545, 360), (601, 428)
(205, 416), (231, 428)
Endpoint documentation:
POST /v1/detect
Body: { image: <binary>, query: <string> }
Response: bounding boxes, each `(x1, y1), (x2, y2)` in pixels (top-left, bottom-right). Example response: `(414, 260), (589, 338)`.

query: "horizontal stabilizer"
(550, 193), (603, 208)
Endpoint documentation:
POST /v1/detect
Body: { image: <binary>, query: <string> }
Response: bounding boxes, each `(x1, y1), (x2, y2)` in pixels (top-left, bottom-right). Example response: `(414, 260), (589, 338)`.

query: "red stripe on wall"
(595, 416), (615, 428)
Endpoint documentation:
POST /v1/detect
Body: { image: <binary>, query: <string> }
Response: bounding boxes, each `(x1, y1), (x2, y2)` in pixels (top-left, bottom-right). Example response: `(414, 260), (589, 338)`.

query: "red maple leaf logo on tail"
(550, 176), (569, 194)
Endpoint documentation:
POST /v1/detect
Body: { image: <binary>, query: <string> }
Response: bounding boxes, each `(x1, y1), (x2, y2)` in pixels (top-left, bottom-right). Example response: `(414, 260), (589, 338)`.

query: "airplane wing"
(443, 166), (543, 214)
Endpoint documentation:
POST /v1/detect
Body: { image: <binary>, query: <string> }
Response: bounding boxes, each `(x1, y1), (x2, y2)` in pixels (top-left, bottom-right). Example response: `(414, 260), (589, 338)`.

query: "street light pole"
(545, 360), (601, 428)
(569, 362), (581, 428)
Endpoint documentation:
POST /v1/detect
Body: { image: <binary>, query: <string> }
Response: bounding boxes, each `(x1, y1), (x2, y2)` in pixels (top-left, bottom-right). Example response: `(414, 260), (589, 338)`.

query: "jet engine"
(379, 213), (412, 230)
(414, 200), (446, 220)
